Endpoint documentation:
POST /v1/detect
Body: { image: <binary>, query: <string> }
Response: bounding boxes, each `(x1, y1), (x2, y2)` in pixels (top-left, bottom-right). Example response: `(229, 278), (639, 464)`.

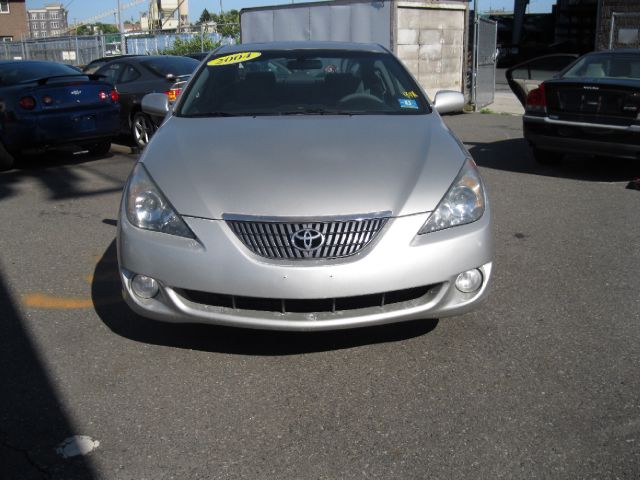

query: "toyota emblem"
(291, 228), (324, 252)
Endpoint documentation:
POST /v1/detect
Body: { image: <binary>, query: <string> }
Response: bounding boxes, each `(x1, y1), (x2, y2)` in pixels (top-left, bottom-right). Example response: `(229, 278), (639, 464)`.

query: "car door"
(96, 61), (130, 132)
(112, 62), (145, 132)
(506, 54), (579, 106)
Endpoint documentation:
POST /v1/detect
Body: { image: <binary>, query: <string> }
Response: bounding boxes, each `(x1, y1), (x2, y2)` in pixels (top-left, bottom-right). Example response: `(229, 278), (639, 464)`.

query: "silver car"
(117, 42), (492, 331)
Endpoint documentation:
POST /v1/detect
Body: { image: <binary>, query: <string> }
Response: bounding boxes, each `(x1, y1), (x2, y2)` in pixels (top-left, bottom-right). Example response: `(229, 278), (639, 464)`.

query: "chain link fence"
(609, 12), (640, 49)
(0, 35), (117, 66)
(0, 32), (236, 66)
(126, 32), (233, 55)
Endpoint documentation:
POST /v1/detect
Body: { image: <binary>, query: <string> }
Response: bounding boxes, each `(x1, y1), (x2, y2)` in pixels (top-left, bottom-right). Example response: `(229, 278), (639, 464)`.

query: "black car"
(82, 55), (141, 74)
(185, 52), (210, 61)
(0, 60), (120, 171)
(95, 55), (199, 148)
(507, 50), (640, 164)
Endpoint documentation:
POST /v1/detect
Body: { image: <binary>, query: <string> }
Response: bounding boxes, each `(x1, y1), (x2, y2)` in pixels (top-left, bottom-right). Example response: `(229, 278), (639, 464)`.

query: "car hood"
(141, 114), (467, 219)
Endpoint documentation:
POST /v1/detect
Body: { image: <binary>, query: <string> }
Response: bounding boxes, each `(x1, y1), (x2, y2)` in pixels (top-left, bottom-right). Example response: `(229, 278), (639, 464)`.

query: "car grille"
(225, 215), (389, 260)
(178, 285), (435, 314)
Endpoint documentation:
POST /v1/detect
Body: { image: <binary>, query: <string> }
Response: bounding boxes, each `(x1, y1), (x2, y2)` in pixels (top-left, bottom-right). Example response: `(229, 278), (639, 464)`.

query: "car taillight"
(165, 88), (181, 102)
(19, 96), (36, 110)
(98, 90), (108, 101)
(110, 89), (119, 102)
(526, 84), (546, 113)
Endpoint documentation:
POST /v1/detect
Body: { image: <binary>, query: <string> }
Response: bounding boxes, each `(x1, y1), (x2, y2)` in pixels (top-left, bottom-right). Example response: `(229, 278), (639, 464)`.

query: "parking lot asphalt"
(1, 114), (639, 479)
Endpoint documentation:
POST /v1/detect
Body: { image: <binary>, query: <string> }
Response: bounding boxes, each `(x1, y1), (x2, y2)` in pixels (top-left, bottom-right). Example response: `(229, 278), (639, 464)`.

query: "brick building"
(0, 0), (28, 42)
(27, 3), (68, 39)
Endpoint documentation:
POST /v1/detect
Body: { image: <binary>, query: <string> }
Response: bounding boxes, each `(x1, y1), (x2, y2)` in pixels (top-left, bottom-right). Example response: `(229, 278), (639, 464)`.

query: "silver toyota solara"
(117, 41), (493, 331)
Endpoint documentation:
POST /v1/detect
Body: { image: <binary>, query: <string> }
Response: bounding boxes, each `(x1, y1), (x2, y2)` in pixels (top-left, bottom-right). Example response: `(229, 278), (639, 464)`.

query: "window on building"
(51, 22), (59, 29)
(0, 1), (9, 14)
(51, 11), (59, 19)
(39, 12), (45, 19)
(40, 31), (46, 37)
(41, 22), (46, 29)
(0, 36), (13, 42)
(30, 12), (37, 19)
(33, 32), (39, 38)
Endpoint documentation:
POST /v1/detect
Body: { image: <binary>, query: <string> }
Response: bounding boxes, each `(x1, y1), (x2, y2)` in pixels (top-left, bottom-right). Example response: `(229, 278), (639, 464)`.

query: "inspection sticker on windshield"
(398, 98), (419, 109)
(208, 52), (262, 66)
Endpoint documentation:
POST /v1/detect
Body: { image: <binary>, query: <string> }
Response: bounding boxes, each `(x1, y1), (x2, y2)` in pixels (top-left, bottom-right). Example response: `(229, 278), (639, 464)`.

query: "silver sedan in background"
(117, 41), (492, 331)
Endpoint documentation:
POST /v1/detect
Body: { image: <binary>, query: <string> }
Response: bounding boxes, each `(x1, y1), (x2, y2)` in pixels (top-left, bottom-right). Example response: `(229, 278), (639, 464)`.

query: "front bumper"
(523, 114), (640, 159)
(117, 208), (493, 331)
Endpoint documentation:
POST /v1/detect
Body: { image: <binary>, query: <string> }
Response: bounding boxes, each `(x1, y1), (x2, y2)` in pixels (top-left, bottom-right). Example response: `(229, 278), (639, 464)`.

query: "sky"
(25, 0), (557, 24)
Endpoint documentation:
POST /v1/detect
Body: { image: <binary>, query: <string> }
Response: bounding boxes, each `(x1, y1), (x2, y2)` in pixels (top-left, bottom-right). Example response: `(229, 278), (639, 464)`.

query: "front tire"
(131, 112), (155, 150)
(532, 147), (563, 165)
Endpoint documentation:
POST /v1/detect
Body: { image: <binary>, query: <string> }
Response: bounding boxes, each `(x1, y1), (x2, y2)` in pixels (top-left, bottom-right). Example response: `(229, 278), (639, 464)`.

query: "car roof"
(216, 41), (388, 54)
(123, 55), (199, 63)
(585, 49), (640, 56)
(87, 54), (142, 63)
(0, 60), (74, 66)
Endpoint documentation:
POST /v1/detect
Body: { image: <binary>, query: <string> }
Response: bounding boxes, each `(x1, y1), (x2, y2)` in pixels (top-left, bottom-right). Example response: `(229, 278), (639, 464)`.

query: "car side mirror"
(433, 90), (465, 114)
(142, 93), (169, 117)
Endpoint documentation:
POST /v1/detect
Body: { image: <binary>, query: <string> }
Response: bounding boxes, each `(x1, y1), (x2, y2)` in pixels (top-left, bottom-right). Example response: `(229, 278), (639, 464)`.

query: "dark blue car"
(0, 60), (121, 170)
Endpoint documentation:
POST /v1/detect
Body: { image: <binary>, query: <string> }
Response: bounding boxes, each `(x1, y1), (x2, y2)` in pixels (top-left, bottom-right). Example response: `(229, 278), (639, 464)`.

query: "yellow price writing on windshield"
(208, 52), (262, 66)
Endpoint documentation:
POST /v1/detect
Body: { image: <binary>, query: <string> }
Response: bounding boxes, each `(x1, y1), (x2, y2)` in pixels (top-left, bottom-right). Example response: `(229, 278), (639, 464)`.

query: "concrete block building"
(395, 0), (468, 96)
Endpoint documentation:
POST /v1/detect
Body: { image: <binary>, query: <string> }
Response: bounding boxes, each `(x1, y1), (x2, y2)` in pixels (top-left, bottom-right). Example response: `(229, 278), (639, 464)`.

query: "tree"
(198, 8), (211, 25)
(161, 35), (221, 55)
(76, 22), (119, 35)
(210, 10), (240, 41)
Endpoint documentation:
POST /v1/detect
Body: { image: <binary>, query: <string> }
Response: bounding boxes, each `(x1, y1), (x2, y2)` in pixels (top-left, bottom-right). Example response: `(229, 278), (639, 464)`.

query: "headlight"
(125, 163), (195, 238)
(418, 159), (485, 234)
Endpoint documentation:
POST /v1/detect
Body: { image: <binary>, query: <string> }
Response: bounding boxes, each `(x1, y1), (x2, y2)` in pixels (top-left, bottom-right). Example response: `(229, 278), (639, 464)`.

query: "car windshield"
(0, 62), (82, 86)
(562, 53), (640, 80)
(141, 57), (199, 77)
(178, 49), (429, 116)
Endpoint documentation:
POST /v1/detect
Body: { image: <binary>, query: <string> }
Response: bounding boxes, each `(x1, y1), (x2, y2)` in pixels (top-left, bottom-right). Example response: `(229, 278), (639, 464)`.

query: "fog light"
(455, 269), (483, 293)
(131, 274), (159, 299)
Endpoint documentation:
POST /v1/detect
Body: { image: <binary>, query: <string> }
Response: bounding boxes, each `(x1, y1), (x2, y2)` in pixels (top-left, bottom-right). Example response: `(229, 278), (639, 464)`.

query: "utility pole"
(117, 0), (126, 54)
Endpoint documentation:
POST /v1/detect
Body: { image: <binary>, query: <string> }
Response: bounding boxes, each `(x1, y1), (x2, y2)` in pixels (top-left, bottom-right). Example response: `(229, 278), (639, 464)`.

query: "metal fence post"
(469, 0), (480, 109)
(609, 12), (616, 50)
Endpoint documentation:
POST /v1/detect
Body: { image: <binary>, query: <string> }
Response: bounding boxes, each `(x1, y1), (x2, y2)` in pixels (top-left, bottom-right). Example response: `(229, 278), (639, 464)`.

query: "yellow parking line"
(22, 293), (122, 310)
(23, 293), (94, 309)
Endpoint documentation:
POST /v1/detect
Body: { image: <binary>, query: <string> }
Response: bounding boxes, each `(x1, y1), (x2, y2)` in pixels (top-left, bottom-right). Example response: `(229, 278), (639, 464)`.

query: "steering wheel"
(338, 93), (387, 107)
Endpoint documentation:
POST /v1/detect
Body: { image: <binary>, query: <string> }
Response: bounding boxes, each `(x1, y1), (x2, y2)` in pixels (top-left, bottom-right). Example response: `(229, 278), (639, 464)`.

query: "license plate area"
(72, 114), (96, 132)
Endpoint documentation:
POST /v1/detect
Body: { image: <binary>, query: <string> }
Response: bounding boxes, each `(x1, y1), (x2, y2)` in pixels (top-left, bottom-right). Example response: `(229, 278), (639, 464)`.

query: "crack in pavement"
(0, 434), (51, 479)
